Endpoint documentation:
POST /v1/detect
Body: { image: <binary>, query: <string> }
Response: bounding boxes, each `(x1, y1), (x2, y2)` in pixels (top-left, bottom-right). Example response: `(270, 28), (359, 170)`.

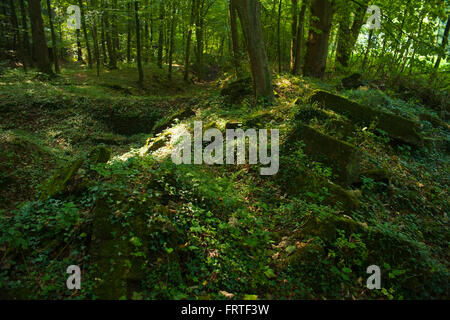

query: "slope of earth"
(0, 67), (448, 300)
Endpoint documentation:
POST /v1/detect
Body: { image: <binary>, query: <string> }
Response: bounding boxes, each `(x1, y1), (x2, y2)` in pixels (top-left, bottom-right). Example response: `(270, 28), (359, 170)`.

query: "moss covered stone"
(282, 169), (361, 211)
(284, 122), (362, 186)
(152, 107), (196, 135)
(309, 90), (423, 146)
(39, 159), (84, 200)
(88, 146), (112, 164)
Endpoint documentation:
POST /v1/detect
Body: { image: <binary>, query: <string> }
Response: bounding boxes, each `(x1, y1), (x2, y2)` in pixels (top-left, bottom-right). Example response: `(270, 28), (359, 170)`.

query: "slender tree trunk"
(289, 0), (298, 73)
(195, 0), (205, 79)
(100, 14), (108, 65)
(127, 2), (132, 63)
(292, 0), (308, 75)
(362, 29), (373, 71)
(277, 0), (282, 73)
(46, 0), (59, 73)
(76, 29), (83, 62)
(27, 0), (53, 75)
(303, 0), (333, 79)
(9, 0), (27, 71)
(19, 0), (32, 68)
(103, 1), (117, 69)
(78, 0), (92, 68)
(168, 0), (176, 80)
(135, 0), (143, 86)
(157, 0), (165, 68)
(184, 0), (196, 81)
(91, 0), (101, 76)
(229, 0), (241, 77)
(434, 15), (450, 69)
(232, 0), (273, 100)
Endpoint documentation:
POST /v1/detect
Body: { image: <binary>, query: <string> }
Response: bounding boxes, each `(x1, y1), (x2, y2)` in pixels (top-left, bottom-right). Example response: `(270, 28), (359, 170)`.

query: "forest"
(0, 0), (449, 300)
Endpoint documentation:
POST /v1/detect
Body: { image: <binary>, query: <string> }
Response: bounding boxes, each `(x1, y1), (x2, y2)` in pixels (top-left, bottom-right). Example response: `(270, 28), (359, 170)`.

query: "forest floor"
(0, 62), (448, 300)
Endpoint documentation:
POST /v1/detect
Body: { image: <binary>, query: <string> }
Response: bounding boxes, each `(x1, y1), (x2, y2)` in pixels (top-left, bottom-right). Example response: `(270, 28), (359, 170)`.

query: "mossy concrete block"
(152, 107), (196, 134)
(282, 169), (361, 211)
(90, 197), (148, 299)
(39, 159), (84, 200)
(284, 122), (362, 186)
(88, 146), (112, 164)
(309, 90), (423, 146)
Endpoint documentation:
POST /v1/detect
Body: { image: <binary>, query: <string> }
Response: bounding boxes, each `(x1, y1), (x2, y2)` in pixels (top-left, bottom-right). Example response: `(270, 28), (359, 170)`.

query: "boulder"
(309, 90), (423, 146)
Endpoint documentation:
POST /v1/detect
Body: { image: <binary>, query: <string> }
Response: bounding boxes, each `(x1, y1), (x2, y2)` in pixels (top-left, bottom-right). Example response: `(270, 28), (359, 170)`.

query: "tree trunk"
(127, 2), (132, 63)
(277, 0), (282, 73)
(184, 0), (195, 81)
(303, 0), (333, 79)
(27, 0), (53, 75)
(19, 0), (32, 68)
(168, 0), (176, 80)
(91, 0), (101, 76)
(289, 0), (298, 73)
(78, 0), (92, 68)
(292, 0), (308, 75)
(135, 1), (143, 86)
(76, 29), (83, 62)
(335, 1), (367, 69)
(157, 0), (165, 68)
(434, 15), (450, 70)
(232, 0), (273, 100)
(229, 0), (241, 77)
(46, 0), (59, 73)
(9, 0), (27, 71)
(195, 0), (204, 79)
(103, 2), (117, 69)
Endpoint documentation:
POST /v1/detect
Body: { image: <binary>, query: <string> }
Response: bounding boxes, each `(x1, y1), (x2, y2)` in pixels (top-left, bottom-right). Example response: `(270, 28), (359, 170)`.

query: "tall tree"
(290, 0), (298, 73)
(232, 0), (273, 100)
(292, 0), (308, 75)
(78, 0), (92, 68)
(46, 0), (59, 73)
(8, 0), (26, 71)
(335, 1), (368, 69)
(135, 0), (143, 86)
(157, 0), (165, 68)
(19, 0), (32, 68)
(184, 0), (196, 81)
(303, 0), (334, 78)
(168, 0), (176, 80)
(229, 0), (241, 77)
(27, 0), (53, 75)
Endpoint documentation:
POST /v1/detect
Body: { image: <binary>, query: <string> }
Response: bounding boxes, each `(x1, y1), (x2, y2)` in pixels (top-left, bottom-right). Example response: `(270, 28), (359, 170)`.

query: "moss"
(309, 90), (423, 146)
(283, 169), (361, 211)
(360, 167), (390, 184)
(284, 122), (362, 186)
(88, 146), (112, 164)
(90, 196), (148, 299)
(294, 105), (330, 123)
(39, 159), (84, 200)
(145, 131), (172, 153)
(152, 107), (196, 134)
(243, 110), (276, 128)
